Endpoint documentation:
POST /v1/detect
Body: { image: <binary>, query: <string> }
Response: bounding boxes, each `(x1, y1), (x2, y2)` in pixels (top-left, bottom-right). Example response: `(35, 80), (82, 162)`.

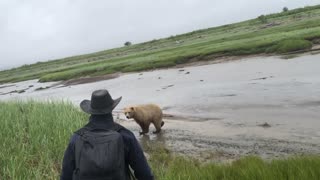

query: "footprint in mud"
(35, 86), (50, 91)
(216, 94), (237, 97)
(257, 122), (271, 128)
(252, 76), (274, 81)
(162, 84), (174, 90)
(253, 77), (267, 80)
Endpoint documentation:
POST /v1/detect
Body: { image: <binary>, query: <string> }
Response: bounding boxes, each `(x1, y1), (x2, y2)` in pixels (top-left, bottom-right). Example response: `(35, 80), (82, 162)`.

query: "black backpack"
(73, 123), (129, 180)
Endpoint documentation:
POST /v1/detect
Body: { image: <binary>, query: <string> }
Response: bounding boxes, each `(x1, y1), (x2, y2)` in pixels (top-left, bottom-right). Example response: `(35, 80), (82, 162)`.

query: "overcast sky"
(0, 0), (319, 70)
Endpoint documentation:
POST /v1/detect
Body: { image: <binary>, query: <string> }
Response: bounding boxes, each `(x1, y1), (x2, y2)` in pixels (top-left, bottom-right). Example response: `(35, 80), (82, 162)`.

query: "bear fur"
(124, 104), (164, 135)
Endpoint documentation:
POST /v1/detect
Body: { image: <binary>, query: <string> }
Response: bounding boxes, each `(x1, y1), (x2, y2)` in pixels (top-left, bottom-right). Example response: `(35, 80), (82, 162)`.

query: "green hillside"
(1, 5), (320, 83)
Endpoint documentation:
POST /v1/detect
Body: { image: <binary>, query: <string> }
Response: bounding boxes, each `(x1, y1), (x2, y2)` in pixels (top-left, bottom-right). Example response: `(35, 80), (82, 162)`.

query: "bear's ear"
(130, 107), (135, 111)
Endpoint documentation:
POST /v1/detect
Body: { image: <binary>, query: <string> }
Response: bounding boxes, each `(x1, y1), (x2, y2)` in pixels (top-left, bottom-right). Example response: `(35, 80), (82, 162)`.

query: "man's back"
(60, 115), (154, 180)
(73, 125), (128, 179)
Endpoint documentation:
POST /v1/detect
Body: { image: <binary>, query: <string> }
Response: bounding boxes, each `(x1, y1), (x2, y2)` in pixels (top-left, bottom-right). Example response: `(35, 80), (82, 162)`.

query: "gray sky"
(1, 0), (319, 70)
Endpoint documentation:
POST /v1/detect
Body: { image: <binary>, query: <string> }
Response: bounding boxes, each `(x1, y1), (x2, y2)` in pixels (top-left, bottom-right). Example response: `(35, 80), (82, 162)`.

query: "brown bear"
(123, 104), (164, 135)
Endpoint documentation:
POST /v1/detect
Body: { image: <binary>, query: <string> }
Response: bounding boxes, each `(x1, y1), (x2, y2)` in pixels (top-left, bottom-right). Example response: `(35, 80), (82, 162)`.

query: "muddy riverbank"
(1, 54), (320, 160)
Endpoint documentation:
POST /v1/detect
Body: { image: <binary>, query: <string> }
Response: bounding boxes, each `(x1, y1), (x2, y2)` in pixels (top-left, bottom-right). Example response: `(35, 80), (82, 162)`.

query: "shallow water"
(1, 54), (320, 159)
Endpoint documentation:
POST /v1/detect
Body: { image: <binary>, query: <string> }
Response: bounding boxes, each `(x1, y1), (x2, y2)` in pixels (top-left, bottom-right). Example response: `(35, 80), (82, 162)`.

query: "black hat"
(80, 89), (122, 115)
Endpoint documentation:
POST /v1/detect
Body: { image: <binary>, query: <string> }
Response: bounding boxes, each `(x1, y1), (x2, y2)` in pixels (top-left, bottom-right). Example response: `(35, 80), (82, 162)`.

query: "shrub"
(258, 15), (267, 23)
(124, 41), (132, 46)
(266, 39), (312, 53)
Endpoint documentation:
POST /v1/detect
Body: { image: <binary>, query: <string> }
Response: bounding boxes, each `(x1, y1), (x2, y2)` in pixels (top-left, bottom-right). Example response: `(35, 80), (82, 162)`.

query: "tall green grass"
(0, 101), (319, 179)
(0, 101), (87, 179)
(146, 141), (320, 180)
(150, 154), (320, 180)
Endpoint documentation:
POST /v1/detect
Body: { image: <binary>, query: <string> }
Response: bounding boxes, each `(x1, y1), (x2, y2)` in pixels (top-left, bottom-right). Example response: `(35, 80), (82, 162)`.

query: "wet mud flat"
(1, 54), (320, 160)
(116, 116), (320, 162)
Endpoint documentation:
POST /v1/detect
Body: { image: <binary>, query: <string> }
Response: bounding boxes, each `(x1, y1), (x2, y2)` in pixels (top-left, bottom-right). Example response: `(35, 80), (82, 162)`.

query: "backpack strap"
(73, 126), (95, 180)
(73, 134), (84, 180)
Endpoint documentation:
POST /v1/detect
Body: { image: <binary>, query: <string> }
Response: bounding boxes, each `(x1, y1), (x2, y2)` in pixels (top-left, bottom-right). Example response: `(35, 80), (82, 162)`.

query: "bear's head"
(123, 106), (135, 119)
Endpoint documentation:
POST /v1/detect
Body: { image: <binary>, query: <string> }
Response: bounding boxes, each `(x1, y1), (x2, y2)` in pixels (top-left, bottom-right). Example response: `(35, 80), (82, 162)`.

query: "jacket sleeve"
(124, 131), (154, 180)
(60, 134), (78, 180)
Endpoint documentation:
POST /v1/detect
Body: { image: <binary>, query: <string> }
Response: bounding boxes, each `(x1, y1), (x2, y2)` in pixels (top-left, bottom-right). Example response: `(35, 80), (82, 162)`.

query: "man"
(61, 89), (154, 180)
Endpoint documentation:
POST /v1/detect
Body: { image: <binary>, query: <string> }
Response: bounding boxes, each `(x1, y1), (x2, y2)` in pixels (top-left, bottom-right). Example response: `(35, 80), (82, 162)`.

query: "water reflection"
(139, 132), (166, 153)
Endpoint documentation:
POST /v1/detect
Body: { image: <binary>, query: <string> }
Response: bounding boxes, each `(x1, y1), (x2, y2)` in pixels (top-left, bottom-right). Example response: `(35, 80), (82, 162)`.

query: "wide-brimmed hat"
(80, 89), (122, 115)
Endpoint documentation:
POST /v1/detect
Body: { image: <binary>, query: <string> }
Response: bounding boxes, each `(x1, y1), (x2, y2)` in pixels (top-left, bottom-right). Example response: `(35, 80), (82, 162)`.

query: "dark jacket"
(60, 114), (154, 180)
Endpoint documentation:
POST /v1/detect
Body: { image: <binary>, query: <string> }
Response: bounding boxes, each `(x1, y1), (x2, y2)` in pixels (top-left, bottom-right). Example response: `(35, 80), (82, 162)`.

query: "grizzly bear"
(123, 104), (164, 135)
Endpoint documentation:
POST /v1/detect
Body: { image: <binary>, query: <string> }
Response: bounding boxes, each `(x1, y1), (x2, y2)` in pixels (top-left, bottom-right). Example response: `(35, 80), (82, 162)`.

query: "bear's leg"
(153, 119), (163, 134)
(140, 123), (150, 135)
